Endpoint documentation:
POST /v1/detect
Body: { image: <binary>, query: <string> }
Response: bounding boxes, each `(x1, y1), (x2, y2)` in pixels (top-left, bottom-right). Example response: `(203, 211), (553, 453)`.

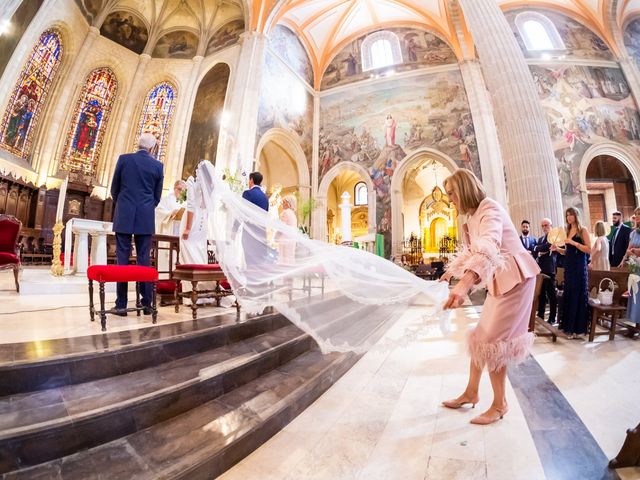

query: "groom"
(241, 172), (269, 265)
(111, 133), (164, 315)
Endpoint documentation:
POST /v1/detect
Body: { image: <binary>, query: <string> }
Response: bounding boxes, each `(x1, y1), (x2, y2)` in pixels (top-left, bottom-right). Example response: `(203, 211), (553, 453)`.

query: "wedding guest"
(590, 221), (610, 271)
(110, 133), (163, 316)
(441, 169), (539, 425)
(553, 208), (591, 339)
(277, 194), (297, 265)
(609, 211), (631, 268)
(519, 220), (537, 257)
(534, 218), (557, 324)
(625, 208), (640, 331)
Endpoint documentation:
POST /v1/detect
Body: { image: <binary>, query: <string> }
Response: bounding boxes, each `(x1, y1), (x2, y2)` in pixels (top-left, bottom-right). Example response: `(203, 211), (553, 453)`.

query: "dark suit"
(111, 149), (164, 308)
(519, 234), (537, 257)
(242, 186), (269, 211)
(534, 234), (557, 323)
(609, 223), (631, 267)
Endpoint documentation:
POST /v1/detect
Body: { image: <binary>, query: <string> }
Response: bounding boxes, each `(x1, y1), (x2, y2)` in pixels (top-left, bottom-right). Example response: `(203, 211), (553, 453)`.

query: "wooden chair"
(0, 214), (22, 292)
(528, 273), (558, 342)
(151, 234), (180, 306)
(587, 269), (630, 342)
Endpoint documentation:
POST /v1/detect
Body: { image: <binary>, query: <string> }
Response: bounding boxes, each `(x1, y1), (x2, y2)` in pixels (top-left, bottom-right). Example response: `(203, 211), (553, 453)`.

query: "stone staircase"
(0, 308), (360, 479)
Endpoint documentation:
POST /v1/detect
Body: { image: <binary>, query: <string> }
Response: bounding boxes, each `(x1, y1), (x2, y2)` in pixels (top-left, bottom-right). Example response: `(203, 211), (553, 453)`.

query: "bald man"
(534, 218), (558, 324)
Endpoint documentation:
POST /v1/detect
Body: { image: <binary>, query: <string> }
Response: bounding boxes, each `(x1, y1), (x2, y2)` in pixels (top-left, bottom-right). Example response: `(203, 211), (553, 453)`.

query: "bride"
(195, 160), (449, 353)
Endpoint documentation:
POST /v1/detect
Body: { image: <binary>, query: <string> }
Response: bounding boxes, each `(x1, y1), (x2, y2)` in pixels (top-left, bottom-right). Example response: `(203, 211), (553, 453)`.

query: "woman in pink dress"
(441, 169), (539, 425)
(277, 195), (297, 265)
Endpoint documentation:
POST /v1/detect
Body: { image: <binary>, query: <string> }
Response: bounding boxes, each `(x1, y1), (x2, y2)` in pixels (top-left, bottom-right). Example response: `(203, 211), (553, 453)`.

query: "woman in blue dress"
(625, 209), (640, 328)
(552, 207), (592, 339)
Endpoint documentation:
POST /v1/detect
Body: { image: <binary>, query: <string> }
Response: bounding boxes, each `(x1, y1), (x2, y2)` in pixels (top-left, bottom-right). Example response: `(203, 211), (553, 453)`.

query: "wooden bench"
(87, 265), (158, 331)
(173, 264), (239, 319)
(528, 274), (558, 342)
(587, 269), (630, 342)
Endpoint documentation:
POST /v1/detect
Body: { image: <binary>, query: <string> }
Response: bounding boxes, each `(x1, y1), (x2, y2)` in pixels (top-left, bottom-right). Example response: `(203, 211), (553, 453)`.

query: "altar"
(64, 218), (113, 274)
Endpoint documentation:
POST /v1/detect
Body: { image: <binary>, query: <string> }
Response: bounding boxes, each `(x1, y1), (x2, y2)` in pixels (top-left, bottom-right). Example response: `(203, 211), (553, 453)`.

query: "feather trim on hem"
(467, 329), (535, 372)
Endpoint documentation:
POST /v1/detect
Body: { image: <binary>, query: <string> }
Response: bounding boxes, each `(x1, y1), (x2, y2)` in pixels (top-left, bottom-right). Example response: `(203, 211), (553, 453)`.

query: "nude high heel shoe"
(442, 395), (479, 409)
(470, 405), (509, 425)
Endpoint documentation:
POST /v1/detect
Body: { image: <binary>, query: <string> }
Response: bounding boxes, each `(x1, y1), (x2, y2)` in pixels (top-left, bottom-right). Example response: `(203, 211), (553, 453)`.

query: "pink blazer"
(447, 198), (540, 296)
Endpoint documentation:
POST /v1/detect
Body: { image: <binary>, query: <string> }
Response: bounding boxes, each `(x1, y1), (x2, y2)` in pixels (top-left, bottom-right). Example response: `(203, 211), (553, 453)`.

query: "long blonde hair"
(565, 207), (583, 238)
(443, 169), (486, 214)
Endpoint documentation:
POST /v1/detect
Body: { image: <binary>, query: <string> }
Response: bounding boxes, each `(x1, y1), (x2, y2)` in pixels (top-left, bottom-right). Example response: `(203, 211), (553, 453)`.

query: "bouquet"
(222, 168), (247, 194)
(626, 255), (640, 275)
(177, 189), (187, 203)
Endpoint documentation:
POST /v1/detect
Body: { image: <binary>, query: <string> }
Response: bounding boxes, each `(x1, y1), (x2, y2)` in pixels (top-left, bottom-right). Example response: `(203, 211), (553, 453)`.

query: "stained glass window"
(0, 29), (62, 159)
(134, 81), (177, 163)
(60, 67), (118, 177)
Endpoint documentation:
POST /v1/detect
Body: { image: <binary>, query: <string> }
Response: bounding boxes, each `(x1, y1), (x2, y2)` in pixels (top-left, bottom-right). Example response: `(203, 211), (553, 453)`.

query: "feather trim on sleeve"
(445, 237), (507, 291)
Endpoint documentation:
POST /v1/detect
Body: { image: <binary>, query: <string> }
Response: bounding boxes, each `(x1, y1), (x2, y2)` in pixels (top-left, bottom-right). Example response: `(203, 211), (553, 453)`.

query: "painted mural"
(531, 64), (640, 210)
(624, 18), (640, 71)
(505, 8), (613, 61)
(257, 52), (313, 169)
(153, 31), (198, 59)
(206, 19), (244, 56)
(269, 25), (313, 86)
(320, 70), (479, 247)
(100, 10), (149, 54)
(320, 28), (457, 90)
(182, 63), (230, 179)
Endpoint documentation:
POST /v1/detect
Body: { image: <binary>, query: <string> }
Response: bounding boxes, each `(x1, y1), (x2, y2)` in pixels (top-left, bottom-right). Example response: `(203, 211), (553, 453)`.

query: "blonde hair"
(565, 207), (584, 238)
(594, 221), (606, 237)
(282, 194), (297, 211)
(443, 169), (486, 214)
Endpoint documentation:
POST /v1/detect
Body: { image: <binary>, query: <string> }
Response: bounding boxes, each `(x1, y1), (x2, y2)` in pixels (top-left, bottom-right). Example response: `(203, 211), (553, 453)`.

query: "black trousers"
(537, 274), (557, 323)
(116, 233), (152, 309)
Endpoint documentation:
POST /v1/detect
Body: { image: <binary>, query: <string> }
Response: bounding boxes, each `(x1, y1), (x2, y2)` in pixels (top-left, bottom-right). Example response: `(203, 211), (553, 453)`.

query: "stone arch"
(315, 161), (376, 241)
(390, 147), (459, 256)
(254, 127), (311, 193)
(578, 142), (640, 229)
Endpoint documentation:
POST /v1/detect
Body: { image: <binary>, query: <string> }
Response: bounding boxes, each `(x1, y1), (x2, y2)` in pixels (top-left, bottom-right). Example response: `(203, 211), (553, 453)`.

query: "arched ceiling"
(75, 0), (245, 56)
(255, 0), (621, 85)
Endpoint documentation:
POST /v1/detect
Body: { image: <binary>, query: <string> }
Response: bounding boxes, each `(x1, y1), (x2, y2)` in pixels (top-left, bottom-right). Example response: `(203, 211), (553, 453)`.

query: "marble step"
(0, 325), (314, 474)
(2, 349), (359, 480)
(0, 312), (291, 395)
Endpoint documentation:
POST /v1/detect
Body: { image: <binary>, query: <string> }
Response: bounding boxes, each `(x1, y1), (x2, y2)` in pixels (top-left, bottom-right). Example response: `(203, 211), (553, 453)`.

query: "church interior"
(1, 0), (640, 478)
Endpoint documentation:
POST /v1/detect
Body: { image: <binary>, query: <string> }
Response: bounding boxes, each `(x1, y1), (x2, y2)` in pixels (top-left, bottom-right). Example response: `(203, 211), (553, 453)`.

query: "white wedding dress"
(195, 161), (449, 353)
(179, 176), (208, 265)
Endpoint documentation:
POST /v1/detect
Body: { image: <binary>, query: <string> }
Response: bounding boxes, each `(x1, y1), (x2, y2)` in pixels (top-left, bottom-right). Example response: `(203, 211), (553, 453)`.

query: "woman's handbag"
(597, 278), (616, 306)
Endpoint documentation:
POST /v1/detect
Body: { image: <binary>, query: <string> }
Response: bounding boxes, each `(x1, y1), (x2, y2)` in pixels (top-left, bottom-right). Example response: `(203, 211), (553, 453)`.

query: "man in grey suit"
(110, 133), (164, 315)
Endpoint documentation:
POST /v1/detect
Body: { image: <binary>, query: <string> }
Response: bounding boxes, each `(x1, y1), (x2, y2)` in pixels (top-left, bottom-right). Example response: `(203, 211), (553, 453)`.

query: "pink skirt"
(468, 276), (536, 372)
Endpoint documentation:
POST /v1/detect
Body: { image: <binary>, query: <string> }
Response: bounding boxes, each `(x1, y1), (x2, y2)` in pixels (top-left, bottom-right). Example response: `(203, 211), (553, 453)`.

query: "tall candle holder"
(50, 222), (64, 276)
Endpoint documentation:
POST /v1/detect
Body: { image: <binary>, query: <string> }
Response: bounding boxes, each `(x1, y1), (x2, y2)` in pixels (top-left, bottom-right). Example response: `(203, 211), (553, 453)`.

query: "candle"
(55, 175), (68, 223)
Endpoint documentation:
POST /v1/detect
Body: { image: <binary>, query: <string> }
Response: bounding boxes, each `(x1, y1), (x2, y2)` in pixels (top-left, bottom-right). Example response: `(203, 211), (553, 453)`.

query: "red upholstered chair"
(87, 265), (158, 331)
(0, 215), (22, 293)
(172, 263), (239, 319)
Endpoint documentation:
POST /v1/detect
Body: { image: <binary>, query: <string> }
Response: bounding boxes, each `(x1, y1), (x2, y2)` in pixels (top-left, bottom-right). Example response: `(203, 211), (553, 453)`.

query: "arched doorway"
(390, 148), (458, 257)
(579, 143), (640, 229)
(585, 155), (637, 227)
(315, 162), (375, 243)
(255, 128), (311, 228)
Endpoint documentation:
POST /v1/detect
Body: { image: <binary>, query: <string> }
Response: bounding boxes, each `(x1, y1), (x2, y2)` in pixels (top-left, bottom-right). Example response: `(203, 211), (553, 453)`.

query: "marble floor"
(1, 268), (639, 479)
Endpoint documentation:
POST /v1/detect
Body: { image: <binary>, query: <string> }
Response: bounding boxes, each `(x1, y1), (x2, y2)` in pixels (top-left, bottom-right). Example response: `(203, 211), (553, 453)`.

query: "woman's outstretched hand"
(443, 270), (478, 310)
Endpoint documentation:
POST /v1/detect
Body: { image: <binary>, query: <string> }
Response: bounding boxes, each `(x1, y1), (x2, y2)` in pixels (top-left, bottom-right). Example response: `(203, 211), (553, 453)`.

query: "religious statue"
(384, 114), (397, 147)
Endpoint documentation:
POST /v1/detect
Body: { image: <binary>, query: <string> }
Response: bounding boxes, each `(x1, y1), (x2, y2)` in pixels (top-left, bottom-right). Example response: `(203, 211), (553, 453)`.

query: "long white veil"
(196, 161), (449, 353)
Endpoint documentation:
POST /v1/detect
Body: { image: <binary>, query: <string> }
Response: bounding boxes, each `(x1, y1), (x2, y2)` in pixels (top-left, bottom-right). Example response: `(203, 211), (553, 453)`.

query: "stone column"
(102, 53), (151, 188)
(0, 0), (24, 21)
(458, 0), (564, 226)
(216, 32), (267, 175)
(170, 55), (203, 183)
(459, 60), (507, 206)
(36, 26), (100, 184)
(311, 93), (321, 239)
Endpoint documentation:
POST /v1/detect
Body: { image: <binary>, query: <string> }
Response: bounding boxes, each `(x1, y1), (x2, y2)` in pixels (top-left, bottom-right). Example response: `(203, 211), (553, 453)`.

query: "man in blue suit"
(609, 211), (631, 268)
(534, 218), (558, 324)
(110, 133), (164, 315)
(241, 172), (269, 265)
(242, 171), (269, 211)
